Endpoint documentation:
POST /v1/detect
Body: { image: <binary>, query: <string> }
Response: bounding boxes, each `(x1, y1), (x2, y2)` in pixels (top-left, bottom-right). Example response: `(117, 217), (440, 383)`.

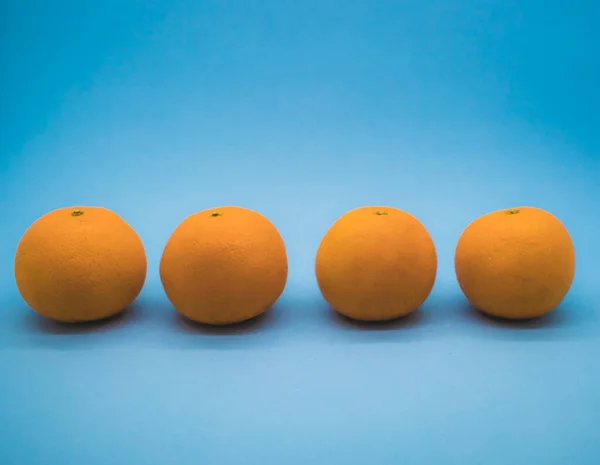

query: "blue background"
(1, 1), (599, 464)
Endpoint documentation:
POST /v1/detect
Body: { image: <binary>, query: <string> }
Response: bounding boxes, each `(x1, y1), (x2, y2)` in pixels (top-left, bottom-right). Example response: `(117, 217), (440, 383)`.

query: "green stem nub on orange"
(374, 211), (388, 216)
(71, 210), (84, 217)
(506, 209), (520, 215)
(211, 212), (222, 217)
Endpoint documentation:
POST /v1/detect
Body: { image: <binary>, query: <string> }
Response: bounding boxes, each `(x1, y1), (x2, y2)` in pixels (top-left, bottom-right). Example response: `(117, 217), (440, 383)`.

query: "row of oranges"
(13, 205), (575, 326)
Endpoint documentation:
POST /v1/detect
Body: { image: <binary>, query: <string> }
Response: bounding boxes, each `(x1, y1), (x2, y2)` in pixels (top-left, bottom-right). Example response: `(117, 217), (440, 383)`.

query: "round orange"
(454, 206), (576, 319)
(315, 206), (437, 321)
(14, 206), (147, 322)
(159, 206), (288, 325)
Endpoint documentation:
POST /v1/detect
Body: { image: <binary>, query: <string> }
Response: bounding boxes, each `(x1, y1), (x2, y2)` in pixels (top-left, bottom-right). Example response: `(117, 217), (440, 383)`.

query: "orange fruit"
(159, 206), (288, 325)
(315, 206), (437, 321)
(14, 206), (147, 322)
(454, 206), (576, 319)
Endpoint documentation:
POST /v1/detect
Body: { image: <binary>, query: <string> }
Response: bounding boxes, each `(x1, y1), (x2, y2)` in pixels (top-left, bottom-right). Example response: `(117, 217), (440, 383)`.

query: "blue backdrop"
(1, 1), (599, 464)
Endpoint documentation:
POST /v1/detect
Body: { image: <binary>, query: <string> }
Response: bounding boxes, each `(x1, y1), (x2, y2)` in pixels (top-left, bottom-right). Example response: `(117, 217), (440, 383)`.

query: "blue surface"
(1, 1), (599, 464)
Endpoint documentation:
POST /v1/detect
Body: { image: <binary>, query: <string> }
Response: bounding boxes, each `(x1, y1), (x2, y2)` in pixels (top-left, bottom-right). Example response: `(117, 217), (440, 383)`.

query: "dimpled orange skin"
(159, 206), (288, 325)
(454, 206), (576, 320)
(315, 206), (437, 321)
(14, 206), (147, 323)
